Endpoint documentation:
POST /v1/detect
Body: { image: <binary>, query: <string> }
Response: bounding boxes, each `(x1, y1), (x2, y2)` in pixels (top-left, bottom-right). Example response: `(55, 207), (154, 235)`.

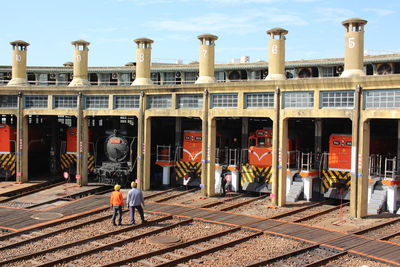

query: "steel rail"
(154, 232), (263, 267)
(153, 188), (199, 202)
(0, 215), (176, 265)
(35, 218), (193, 267)
(351, 217), (400, 235)
(246, 244), (319, 267)
(292, 202), (350, 222)
(0, 187), (181, 240)
(267, 200), (332, 219)
(303, 251), (348, 267)
(199, 193), (245, 208)
(100, 227), (246, 267)
(218, 195), (268, 211)
(0, 181), (65, 203)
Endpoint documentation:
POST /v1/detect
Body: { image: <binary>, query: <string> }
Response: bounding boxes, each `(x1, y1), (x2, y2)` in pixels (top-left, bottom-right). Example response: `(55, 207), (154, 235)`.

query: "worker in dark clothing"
(127, 182), (147, 225)
(110, 184), (124, 226)
(220, 166), (229, 197)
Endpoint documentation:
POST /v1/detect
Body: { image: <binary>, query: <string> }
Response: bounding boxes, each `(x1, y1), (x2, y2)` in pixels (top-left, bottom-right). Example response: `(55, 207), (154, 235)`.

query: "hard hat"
(114, 184), (121, 191)
(131, 182), (137, 188)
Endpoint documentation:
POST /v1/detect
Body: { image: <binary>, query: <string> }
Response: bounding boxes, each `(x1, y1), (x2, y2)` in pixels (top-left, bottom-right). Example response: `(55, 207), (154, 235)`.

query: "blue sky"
(1, 0), (399, 66)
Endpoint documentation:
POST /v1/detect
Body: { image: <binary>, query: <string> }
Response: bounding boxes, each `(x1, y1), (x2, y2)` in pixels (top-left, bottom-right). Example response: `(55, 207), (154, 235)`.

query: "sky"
(1, 0), (399, 66)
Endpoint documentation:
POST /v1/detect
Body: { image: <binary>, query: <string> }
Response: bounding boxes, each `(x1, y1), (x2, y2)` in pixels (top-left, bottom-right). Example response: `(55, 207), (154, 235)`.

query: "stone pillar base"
(195, 76), (216, 84)
(340, 69), (365, 78)
(68, 78), (90, 87)
(132, 78), (153, 86)
(7, 78), (29, 86)
(265, 74), (286, 80)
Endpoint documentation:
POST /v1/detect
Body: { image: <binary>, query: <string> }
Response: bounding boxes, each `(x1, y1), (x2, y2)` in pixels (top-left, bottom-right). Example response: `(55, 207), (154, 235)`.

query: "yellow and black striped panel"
(61, 154), (95, 173)
(321, 170), (351, 193)
(0, 154), (16, 176)
(240, 164), (272, 187)
(175, 161), (202, 180)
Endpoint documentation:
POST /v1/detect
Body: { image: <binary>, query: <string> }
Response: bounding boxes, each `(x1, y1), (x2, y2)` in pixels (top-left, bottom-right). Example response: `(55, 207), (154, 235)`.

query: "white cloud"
(363, 8), (395, 17)
(147, 8), (307, 35)
(314, 8), (355, 23)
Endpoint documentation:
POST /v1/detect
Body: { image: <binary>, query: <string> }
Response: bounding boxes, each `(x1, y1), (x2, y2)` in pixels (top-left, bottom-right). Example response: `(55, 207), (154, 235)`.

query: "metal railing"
(156, 145), (173, 163)
(384, 156), (397, 179)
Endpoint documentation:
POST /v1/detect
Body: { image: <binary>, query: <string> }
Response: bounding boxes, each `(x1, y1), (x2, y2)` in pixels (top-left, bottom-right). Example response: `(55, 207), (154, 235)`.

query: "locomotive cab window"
(257, 137), (266, 146)
(249, 137), (256, 146)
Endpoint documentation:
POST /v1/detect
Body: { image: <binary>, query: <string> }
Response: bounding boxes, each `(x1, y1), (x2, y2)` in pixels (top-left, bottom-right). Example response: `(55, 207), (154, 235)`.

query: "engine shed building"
(1, 18), (400, 219)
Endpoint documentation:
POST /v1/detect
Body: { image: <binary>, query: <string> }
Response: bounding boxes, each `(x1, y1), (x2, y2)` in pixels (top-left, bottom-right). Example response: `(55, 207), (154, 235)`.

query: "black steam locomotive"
(93, 129), (137, 186)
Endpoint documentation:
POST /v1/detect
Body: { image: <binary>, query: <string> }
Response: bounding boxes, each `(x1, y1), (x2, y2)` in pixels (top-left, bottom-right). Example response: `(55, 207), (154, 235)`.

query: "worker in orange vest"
(110, 184), (124, 226)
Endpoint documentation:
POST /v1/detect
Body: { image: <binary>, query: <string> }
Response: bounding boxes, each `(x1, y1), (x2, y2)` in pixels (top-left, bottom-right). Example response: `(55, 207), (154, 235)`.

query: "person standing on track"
(127, 182), (147, 225)
(110, 184), (124, 226)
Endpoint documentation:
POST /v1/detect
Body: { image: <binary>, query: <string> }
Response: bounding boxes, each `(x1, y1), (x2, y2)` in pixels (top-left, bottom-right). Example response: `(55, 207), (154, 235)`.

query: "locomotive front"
(94, 130), (135, 186)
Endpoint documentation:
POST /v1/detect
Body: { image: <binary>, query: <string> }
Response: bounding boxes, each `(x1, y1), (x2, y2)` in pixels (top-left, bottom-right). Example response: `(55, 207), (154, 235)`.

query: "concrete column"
(76, 93), (89, 186)
(207, 118), (216, 196)
(69, 40), (90, 87)
(132, 38), (153, 86)
(136, 92), (145, 190)
(314, 119), (322, 167)
(201, 89), (209, 195)
(195, 34), (218, 84)
(397, 120), (400, 173)
(303, 177), (313, 201)
(143, 117), (151, 190)
(16, 94), (28, 183)
(8, 40), (29, 86)
(278, 118), (288, 206)
(340, 18), (368, 78)
(357, 119), (370, 218)
(265, 28), (288, 80)
(175, 117), (182, 147)
(350, 85), (362, 217)
(386, 185), (398, 213)
(241, 117), (248, 149)
(271, 87), (280, 205)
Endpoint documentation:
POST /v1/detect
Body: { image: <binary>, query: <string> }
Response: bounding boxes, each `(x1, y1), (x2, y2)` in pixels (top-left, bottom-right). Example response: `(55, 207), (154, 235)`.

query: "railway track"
(0, 181), (65, 204)
(246, 244), (346, 267)
(268, 200), (349, 222)
(0, 187), (186, 242)
(0, 215), (177, 266)
(101, 227), (261, 267)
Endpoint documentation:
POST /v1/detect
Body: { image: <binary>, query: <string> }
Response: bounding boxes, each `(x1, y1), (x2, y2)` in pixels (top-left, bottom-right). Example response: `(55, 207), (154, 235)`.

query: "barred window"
(283, 91), (314, 108)
(84, 96), (109, 109)
(184, 72), (197, 84)
(147, 95), (172, 109)
(245, 93), (274, 108)
(24, 95), (48, 108)
(0, 95), (17, 108)
(365, 89), (400, 109)
(211, 93), (238, 108)
(114, 95), (140, 109)
(53, 96), (77, 109)
(321, 91), (354, 108)
(177, 94), (203, 109)
(164, 72), (175, 85)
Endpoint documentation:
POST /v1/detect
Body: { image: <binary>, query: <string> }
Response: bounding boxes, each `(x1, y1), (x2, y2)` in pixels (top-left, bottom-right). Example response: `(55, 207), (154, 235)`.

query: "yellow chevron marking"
(321, 170), (351, 192)
(0, 154), (16, 177)
(175, 161), (202, 180)
(240, 164), (272, 187)
(61, 153), (95, 173)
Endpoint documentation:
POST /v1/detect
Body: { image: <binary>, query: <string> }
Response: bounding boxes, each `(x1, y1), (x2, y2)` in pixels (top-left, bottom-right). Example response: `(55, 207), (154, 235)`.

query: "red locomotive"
(175, 130), (203, 186)
(0, 124), (48, 180)
(60, 127), (95, 177)
(0, 124), (16, 179)
(242, 129), (299, 192)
